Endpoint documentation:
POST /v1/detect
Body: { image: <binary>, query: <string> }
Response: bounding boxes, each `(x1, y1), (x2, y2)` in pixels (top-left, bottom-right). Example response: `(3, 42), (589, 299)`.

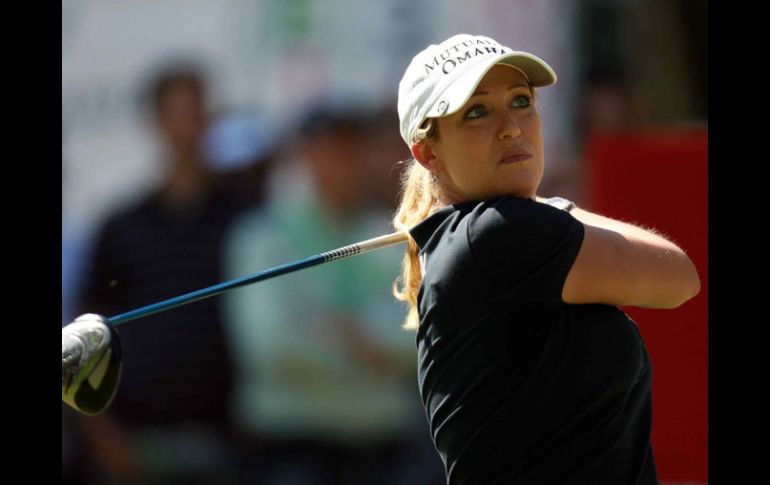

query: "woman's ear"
(411, 141), (442, 174)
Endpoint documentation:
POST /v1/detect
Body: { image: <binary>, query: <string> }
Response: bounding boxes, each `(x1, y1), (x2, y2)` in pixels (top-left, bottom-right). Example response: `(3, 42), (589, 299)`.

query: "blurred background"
(62, 0), (707, 483)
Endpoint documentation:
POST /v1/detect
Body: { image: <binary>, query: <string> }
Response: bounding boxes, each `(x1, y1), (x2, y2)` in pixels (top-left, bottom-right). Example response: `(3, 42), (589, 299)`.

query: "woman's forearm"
(537, 196), (683, 251)
(570, 207), (682, 254)
(537, 196), (701, 308)
(569, 206), (701, 308)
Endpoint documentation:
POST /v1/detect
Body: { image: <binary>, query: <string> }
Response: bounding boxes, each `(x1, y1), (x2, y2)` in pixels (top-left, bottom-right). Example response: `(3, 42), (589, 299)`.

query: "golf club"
(62, 230), (409, 415)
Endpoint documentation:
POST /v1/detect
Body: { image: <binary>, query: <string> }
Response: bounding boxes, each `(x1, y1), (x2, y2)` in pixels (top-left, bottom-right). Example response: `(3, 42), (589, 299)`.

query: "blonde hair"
(392, 120), (442, 331)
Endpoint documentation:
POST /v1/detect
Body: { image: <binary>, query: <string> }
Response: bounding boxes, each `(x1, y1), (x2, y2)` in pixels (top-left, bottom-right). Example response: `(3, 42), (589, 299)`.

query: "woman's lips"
(499, 153), (532, 164)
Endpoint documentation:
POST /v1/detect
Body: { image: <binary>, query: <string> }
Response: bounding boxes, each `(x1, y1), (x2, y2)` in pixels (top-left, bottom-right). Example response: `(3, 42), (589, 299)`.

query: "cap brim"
(426, 52), (557, 118)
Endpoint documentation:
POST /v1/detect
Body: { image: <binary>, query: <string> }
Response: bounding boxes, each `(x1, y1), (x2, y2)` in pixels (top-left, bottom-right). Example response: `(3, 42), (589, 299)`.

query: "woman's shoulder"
(409, 196), (545, 249)
(464, 195), (582, 264)
(471, 195), (544, 216)
(469, 195), (576, 228)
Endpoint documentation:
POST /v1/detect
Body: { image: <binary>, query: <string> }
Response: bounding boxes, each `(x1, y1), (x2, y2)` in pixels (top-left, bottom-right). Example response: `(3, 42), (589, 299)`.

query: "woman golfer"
(393, 34), (700, 485)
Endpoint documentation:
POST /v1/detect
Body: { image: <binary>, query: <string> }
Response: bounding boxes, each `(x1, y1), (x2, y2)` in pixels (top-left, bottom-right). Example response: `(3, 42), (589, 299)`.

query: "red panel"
(584, 128), (708, 482)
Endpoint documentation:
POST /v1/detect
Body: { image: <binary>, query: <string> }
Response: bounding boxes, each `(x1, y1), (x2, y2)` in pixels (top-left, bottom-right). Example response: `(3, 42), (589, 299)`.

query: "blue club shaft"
(107, 231), (408, 326)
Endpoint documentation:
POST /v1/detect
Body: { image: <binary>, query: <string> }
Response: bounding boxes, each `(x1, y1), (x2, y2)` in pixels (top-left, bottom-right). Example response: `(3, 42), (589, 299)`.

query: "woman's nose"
(497, 112), (522, 140)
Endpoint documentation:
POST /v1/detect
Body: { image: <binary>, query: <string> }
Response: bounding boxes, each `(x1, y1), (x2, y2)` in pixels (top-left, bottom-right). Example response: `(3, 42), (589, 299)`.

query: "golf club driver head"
(62, 314), (122, 415)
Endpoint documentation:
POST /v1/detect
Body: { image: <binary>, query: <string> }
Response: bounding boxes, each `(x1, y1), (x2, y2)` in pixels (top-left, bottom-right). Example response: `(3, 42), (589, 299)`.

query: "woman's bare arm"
(558, 204), (701, 309)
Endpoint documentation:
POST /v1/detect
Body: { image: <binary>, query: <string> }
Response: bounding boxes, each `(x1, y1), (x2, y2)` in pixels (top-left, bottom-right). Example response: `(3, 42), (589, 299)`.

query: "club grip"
(321, 231), (408, 262)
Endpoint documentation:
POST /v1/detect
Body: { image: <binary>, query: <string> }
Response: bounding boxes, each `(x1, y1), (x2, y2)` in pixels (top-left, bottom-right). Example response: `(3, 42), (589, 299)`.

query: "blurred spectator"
(66, 62), (278, 484)
(202, 110), (280, 208)
(360, 104), (412, 213)
(222, 101), (445, 485)
(578, 68), (635, 135)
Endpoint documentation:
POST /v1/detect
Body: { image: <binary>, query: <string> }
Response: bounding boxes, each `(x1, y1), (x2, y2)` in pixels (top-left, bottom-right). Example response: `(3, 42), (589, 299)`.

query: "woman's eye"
(464, 105), (487, 120)
(511, 95), (531, 108)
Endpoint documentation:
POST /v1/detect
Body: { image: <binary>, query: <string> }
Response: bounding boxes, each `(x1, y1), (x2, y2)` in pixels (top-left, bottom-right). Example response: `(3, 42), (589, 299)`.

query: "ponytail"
(392, 157), (442, 331)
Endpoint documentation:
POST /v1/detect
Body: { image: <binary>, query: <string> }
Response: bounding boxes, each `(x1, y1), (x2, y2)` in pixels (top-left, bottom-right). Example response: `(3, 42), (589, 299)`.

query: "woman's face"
(421, 64), (544, 203)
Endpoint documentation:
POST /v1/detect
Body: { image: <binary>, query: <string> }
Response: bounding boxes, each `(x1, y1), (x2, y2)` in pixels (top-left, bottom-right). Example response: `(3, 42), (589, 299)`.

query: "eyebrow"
(470, 83), (530, 98)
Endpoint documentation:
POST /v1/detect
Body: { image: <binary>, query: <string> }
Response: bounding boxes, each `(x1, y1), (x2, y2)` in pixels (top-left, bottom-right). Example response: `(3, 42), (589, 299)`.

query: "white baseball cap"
(397, 33), (557, 146)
